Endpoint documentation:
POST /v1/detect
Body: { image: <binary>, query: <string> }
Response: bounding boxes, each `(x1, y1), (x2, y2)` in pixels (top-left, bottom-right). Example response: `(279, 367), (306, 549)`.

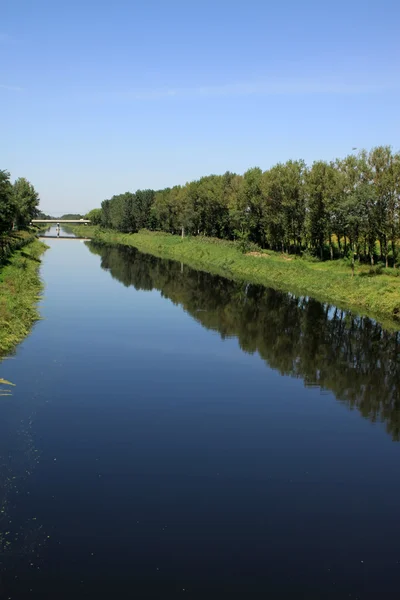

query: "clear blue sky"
(1, 0), (399, 215)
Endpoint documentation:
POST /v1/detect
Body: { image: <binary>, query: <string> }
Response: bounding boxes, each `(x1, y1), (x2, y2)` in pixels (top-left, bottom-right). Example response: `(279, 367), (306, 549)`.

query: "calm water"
(1, 229), (400, 599)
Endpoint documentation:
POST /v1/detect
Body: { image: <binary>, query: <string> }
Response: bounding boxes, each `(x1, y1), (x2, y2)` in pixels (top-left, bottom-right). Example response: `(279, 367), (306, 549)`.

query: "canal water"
(0, 229), (400, 598)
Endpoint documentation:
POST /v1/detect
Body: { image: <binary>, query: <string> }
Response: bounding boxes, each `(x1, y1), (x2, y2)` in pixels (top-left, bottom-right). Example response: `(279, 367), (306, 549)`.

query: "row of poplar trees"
(0, 170), (40, 234)
(88, 146), (400, 266)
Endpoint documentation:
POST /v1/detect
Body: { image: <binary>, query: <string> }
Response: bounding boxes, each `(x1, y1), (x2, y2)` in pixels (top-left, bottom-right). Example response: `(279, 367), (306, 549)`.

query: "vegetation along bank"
(70, 226), (400, 328)
(0, 169), (46, 359)
(77, 145), (400, 325)
(0, 237), (47, 358)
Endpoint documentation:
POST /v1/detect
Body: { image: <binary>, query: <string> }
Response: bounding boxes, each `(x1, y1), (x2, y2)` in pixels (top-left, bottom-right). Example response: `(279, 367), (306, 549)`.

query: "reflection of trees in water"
(89, 242), (400, 440)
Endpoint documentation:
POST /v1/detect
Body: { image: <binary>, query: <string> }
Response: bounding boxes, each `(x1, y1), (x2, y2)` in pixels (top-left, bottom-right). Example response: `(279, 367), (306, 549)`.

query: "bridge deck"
(39, 236), (91, 240)
(32, 219), (91, 223)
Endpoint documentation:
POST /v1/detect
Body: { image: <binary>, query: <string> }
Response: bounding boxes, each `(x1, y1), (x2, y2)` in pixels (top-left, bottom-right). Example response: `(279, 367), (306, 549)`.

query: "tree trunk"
(385, 243), (389, 268)
(329, 234), (333, 260)
(392, 238), (397, 267)
(370, 245), (374, 266)
(181, 226), (185, 238)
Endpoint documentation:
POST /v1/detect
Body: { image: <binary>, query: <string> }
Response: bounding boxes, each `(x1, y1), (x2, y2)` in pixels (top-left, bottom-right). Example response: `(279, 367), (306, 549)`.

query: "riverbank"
(71, 226), (400, 328)
(0, 237), (48, 358)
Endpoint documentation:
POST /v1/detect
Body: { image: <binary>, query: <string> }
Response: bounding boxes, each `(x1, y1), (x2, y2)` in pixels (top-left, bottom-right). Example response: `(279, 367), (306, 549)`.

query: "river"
(0, 227), (399, 599)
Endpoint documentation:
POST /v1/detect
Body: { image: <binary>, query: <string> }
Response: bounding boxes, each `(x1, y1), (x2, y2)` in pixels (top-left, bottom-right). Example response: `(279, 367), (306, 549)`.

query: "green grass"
(71, 226), (400, 329)
(0, 238), (48, 358)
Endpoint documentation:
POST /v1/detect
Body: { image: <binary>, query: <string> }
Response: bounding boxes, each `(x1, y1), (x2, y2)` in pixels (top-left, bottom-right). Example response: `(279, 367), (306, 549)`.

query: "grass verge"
(0, 238), (48, 358)
(71, 226), (400, 329)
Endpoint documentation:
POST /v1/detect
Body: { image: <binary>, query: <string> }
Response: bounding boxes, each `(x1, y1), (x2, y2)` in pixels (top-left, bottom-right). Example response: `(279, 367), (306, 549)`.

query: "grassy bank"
(72, 226), (400, 328)
(0, 238), (48, 358)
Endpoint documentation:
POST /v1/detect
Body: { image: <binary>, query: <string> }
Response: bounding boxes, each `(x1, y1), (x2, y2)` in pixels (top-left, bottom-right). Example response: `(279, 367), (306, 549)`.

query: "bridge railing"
(31, 219), (91, 224)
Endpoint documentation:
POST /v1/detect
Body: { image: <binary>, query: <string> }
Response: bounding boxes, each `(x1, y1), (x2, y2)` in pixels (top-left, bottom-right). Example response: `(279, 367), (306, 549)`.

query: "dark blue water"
(1, 231), (400, 599)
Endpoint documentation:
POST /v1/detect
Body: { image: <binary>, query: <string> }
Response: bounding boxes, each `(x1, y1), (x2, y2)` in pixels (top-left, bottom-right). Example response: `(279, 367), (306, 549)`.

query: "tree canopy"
(0, 170), (41, 234)
(90, 146), (400, 266)
(13, 177), (40, 229)
(58, 213), (84, 220)
(85, 208), (102, 225)
(0, 170), (15, 234)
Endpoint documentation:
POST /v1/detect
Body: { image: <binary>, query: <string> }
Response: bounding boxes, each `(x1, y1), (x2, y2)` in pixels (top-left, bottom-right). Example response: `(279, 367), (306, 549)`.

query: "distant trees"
(89, 145), (400, 266)
(37, 211), (55, 220)
(58, 213), (84, 220)
(101, 190), (155, 233)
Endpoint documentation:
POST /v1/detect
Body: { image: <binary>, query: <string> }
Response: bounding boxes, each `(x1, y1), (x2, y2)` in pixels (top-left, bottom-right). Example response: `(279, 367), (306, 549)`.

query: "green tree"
(86, 208), (102, 225)
(262, 160), (306, 253)
(132, 189), (155, 231)
(334, 153), (376, 262)
(222, 171), (242, 239)
(238, 168), (265, 246)
(89, 144), (400, 267)
(305, 161), (338, 259)
(59, 213), (84, 220)
(368, 146), (396, 267)
(13, 177), (40, 229)
(391, 153), (400, 265)
(0, 170), (15, 234)
(107, 192), (135, 232)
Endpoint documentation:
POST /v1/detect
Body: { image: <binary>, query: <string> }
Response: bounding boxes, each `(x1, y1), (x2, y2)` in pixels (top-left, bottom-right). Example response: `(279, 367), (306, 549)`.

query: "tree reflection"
(88, 242), (400, 440)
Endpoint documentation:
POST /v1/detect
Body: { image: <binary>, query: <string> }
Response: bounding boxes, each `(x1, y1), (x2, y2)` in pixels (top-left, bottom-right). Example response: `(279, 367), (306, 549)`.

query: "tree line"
(88, 242), (400, 440)
(0, 170), (40, 234)
(88, 146), (400, 266)
(58, 213), (84, 220)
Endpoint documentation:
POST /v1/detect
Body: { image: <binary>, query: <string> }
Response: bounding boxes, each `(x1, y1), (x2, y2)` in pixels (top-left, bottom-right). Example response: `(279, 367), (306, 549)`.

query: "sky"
(1, 0), (400, 215)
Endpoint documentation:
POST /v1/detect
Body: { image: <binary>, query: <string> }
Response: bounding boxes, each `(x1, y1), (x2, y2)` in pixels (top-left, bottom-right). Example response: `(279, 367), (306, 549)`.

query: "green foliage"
(262, 160), (306, 252)
(235, 230), (251, 253)
(85, 208), (102, 225)
(37, 211), (55, 219)
(0, 239), (47, 358)
(305, 161), (338, 259)
(0, 231), (36, 266)
(13, 177), (40, 229)
(86, 145), (400, 268)
(0, 170), (41, 237)
(0, 170), (15, 234)
(58, 213), (84, 219)
(71, 226), (400, 325)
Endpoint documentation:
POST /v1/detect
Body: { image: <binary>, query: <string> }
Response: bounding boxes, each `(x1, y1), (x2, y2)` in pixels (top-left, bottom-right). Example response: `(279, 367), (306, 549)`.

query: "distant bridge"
(39, 235), (91, 240)
(32, 219), (91, 224)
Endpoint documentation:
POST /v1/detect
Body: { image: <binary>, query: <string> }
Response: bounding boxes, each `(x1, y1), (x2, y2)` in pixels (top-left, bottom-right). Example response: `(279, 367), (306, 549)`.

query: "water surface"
(1, 230), (400, 599)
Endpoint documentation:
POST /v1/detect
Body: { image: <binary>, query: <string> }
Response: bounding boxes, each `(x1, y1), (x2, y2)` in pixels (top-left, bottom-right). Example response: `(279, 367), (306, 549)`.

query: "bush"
(300, 249), (320, 263)
(234, 231), (251, 254)
(359, 264), (384, 277)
